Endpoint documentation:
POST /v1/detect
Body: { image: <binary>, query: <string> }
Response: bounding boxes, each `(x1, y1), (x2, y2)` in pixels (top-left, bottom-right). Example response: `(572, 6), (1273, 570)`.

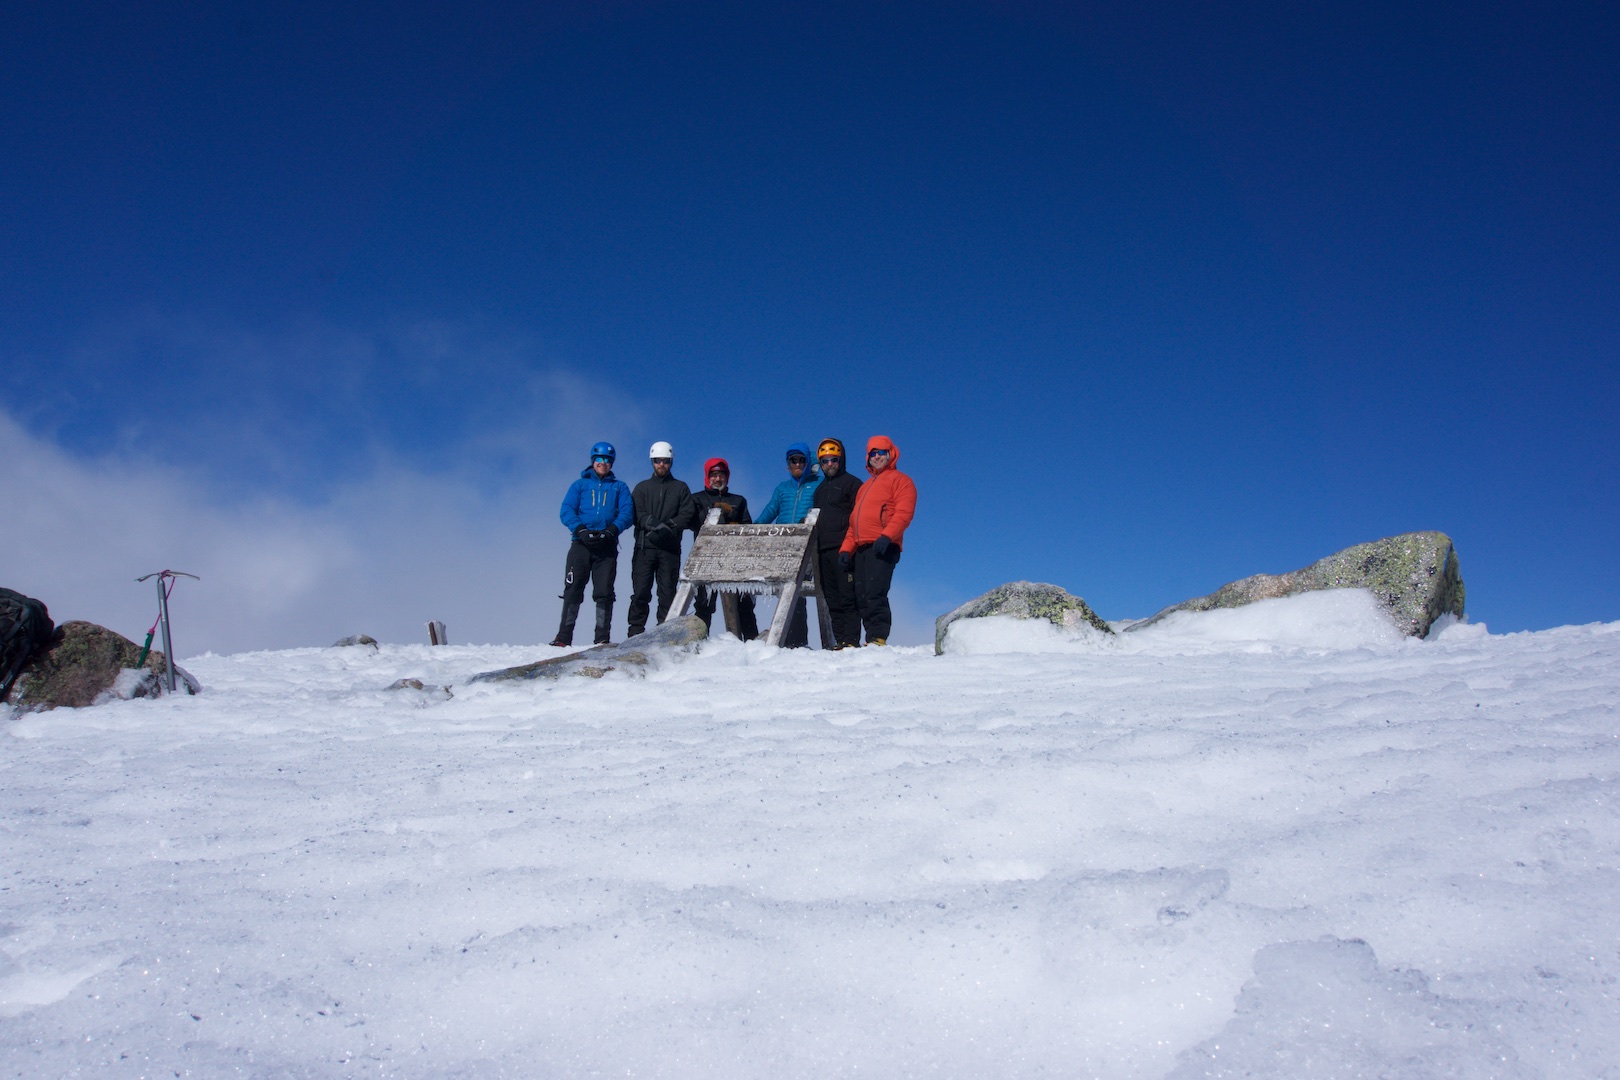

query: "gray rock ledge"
(469, 615), (709, 683)
(1129, 531), (1465, 638)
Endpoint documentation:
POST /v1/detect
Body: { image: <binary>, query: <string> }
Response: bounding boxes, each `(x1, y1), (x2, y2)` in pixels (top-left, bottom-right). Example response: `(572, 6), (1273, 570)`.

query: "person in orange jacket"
(838, 435), (917, 645)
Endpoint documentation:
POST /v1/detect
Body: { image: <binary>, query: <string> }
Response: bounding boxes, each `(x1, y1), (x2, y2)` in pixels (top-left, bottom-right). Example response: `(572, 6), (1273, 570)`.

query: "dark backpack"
(1, 588), (55, 702)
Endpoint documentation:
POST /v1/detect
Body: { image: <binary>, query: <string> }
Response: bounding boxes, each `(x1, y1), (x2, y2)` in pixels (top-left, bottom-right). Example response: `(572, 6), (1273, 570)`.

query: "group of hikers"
(554, 436), (917, 650)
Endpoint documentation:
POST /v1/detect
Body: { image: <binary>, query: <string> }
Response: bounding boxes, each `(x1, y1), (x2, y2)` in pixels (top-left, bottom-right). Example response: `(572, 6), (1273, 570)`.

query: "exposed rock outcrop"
(333, 634), (379, 648)
(469, 615), (709, 683)
(1129, 531), (1465, 638)
(7, 621), (200, 712)
(935, 581), (1113, 655)
(385, 678), (452, 700)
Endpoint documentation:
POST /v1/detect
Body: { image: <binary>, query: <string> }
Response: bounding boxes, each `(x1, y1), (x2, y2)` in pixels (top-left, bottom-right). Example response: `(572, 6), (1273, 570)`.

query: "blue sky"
(4, 1), (1617, 650)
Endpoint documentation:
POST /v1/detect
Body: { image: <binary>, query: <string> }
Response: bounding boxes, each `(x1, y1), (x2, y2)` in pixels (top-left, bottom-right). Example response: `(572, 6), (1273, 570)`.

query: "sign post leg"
(764, 579), (803, 647)
(807, 549), (836, 649)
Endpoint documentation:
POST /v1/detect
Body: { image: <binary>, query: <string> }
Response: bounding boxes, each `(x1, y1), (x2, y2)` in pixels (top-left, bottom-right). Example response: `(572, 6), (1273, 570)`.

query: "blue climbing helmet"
(590, 441), (616, 464)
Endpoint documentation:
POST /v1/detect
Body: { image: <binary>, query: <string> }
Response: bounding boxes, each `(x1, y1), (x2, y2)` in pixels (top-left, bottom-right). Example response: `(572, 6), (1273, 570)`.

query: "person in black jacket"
(627, 441), (696, 636)
(688, 456), (759, 640)
(811, 438), (863, 649)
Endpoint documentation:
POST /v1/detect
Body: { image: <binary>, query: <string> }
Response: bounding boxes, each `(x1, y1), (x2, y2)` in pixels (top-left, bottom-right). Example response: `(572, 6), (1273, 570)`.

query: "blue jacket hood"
(786, 442), (819, 486)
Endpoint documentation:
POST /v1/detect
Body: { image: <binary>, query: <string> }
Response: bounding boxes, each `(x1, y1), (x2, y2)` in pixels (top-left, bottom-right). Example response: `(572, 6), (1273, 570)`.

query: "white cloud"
(0, 403), (620, 654)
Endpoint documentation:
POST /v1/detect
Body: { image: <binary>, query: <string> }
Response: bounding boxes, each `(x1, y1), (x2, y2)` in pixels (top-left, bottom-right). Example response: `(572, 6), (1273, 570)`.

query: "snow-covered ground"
(3, 590), (1618, 1078)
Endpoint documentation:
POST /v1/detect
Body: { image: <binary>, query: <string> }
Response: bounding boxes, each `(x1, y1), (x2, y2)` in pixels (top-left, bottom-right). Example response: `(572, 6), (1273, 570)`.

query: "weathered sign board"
(669, 507), (836, 647)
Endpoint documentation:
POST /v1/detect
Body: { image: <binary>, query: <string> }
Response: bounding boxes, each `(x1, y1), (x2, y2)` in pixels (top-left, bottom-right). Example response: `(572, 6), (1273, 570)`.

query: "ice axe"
(136, 570), (200, 692)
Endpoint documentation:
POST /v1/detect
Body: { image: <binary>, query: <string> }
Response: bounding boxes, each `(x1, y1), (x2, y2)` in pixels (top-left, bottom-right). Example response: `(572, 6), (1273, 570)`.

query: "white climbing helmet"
(649, 441), (674, 460)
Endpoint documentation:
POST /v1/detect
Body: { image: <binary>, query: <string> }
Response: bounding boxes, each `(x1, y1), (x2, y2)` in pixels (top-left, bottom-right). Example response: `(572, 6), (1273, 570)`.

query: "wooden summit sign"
(668, 507), (836, 647)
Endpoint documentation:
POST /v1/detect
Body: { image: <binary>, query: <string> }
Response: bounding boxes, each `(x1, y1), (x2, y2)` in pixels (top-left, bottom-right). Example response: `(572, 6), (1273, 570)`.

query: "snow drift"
(2, 593), (1616, 1077)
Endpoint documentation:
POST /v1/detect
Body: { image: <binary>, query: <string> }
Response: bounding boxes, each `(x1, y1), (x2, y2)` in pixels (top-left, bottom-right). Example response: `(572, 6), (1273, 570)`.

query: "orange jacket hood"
(865, 435), (900, 474)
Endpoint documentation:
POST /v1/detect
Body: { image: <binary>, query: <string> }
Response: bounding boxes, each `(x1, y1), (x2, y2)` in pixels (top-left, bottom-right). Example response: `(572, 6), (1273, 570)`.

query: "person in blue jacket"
(753, 442), (822, 647)
(552, 441), (635, 647)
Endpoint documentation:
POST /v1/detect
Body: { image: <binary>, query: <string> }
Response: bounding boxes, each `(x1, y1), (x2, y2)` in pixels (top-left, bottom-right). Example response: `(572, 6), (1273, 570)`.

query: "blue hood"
(786, 442), (819, 485)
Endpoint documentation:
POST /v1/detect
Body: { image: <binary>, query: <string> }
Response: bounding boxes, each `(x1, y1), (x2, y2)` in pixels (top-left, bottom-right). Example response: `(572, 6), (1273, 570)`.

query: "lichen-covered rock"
(1130, 531), (1465, 638)
(935, 581), (1113, 655)
(334, 634), (379, 648)
(469, 615), (709, 683)
(7, 621), (200, 712)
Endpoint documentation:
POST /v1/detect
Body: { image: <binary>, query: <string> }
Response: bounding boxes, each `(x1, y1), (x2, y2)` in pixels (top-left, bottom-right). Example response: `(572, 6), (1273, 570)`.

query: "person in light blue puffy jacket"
(552, 441), (635, 647)
(753, 442), (822, 646)
(754, 442), (822, 526)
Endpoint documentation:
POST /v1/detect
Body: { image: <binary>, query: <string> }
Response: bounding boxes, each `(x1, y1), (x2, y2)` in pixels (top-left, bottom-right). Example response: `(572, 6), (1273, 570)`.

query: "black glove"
(874, 535), (893, 557)
(605, 523), (620, 539)
(648, 522), (671, 541)
(838, 551), (852, 571)
(573, 526), (590, 543)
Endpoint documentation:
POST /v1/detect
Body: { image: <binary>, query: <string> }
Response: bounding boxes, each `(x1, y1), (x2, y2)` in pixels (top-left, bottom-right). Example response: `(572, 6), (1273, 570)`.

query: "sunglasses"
(867, 448), (890, 458)
(818, 455), (840, 464)
(787, 456), (808, 465)
(652, 457), (673, 465)
(591, 455), (612, 463)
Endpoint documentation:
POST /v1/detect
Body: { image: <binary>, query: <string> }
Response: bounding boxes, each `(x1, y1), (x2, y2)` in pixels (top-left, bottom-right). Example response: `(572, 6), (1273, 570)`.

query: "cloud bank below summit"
(1, 408), (586, 653)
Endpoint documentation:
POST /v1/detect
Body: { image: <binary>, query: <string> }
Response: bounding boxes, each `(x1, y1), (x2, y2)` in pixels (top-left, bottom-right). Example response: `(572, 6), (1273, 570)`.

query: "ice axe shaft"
(156, 577), (176, 691)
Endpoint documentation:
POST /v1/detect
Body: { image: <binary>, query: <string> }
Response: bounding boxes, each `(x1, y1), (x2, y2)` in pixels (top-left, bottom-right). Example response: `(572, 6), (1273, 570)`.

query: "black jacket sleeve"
(673, 483), (696, 533)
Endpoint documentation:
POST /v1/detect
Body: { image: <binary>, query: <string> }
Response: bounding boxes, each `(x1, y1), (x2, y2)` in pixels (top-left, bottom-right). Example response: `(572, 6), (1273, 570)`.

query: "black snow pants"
(852, 543), (902, 643)
(556, 540), (618, 645)
(627, 547), (681, 634)
(817, 547), (860, 648)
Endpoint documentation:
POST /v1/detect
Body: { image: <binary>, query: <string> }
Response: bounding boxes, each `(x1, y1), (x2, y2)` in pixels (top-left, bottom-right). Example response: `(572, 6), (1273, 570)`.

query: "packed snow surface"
(3, 591), (1618, 1078)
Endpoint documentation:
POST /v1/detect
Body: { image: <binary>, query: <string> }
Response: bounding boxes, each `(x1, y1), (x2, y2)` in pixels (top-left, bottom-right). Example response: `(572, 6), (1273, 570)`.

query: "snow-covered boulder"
(6, 620), (199, 712)
(333, 634), (379, 648)
(1130, 531), (1465, 638)
(469, 615), (709, 683)
(385, 678), (452, 699)
(934, 581), (1112, 655)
